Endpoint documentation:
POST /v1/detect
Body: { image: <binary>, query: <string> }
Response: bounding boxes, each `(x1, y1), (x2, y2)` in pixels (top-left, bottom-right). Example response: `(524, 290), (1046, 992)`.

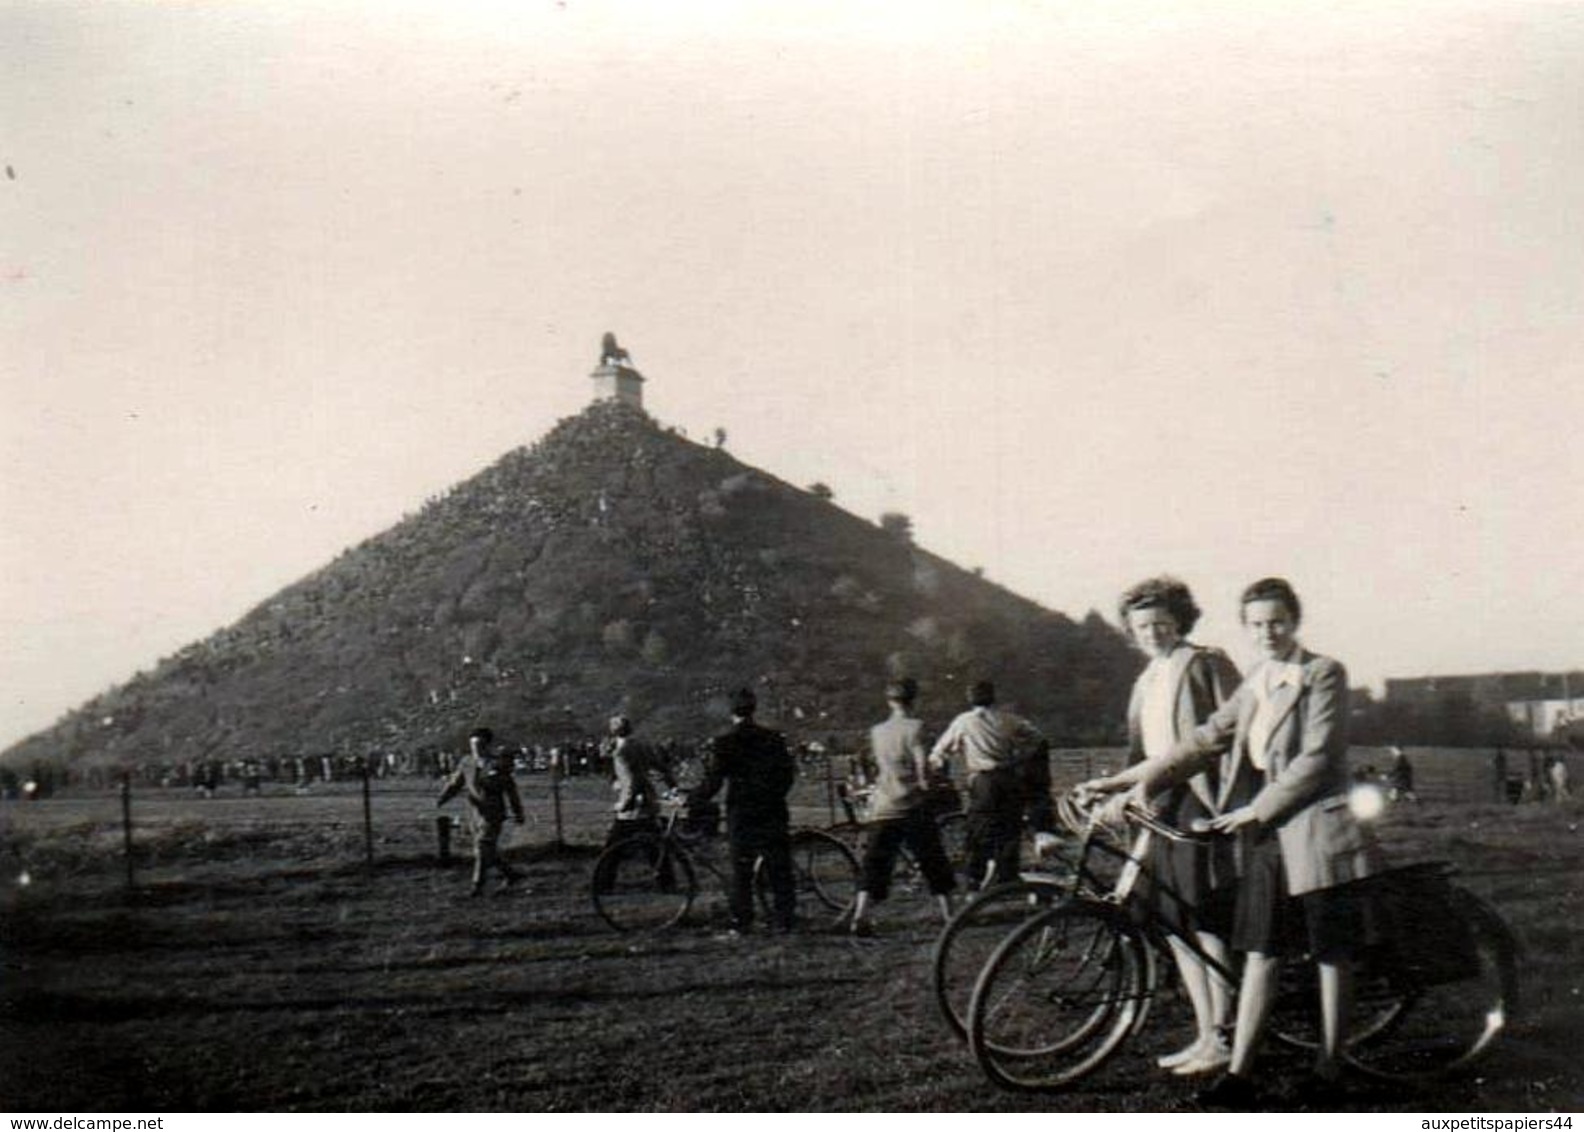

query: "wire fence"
(2, 745), (1576, 895)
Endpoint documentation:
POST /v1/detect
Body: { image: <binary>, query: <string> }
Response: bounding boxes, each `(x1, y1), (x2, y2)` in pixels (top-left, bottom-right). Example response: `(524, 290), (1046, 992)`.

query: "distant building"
(1385, 671), (1583, 738)
(590, 331), (645, 409)
(1506, 697), (1584, 739)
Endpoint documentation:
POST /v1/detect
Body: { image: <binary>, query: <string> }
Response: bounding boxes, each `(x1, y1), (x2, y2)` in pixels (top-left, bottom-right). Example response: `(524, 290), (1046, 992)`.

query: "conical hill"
(3, 400), (1141, 767)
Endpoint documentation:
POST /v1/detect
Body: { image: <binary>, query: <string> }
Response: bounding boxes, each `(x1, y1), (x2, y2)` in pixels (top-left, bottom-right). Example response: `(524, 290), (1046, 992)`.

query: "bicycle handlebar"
(1059, 789), (1214, 844)
(1120, 800), (1214, 844)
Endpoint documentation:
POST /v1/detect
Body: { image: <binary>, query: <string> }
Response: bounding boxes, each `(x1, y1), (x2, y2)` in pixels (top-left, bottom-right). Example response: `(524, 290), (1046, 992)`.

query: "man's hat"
(729, 687), (757, 717)
(886, 677), (919, 704)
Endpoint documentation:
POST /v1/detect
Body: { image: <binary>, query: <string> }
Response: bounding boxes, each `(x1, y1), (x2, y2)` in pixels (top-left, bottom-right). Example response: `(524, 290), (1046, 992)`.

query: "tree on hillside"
(808, 482), (834, 501)
(879, 511), (913, 543)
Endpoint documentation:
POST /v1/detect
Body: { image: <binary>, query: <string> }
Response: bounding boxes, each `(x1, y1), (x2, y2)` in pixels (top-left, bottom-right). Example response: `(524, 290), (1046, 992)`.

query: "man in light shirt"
(929, 680), (1048, 887)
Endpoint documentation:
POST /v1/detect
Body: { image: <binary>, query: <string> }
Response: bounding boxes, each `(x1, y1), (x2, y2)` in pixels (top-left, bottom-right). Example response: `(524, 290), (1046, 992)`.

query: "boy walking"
(438, 727), (526, 895)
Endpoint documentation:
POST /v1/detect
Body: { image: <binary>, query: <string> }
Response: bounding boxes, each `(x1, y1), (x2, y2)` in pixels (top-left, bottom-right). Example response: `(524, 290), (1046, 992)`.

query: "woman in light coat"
(1085, 577), (1381, 1107)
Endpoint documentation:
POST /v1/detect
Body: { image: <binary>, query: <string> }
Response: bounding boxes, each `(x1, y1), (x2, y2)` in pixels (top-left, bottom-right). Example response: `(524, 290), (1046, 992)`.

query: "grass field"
(1, 751), (1581, 1112)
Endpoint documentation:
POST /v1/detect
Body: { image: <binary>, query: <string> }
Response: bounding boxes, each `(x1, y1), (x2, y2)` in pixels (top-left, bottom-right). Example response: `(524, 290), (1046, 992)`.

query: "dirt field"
(1, 761), (1581, 1113)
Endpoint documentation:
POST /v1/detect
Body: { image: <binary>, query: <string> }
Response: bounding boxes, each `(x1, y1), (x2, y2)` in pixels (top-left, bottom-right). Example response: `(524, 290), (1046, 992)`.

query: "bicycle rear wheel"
(968, 900), (1147, 1091)
(1345, 884), (1519, 1082)
(591, 834), (696, 933)
(1271, 955), (1411, 1055)
(826, 820), (864, 849)
(782, 828), (860, 929)
(932, 876), (1068, 1042)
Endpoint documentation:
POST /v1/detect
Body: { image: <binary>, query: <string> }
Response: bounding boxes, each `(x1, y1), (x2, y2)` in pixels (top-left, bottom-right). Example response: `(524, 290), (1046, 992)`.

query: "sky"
(3, 0), (1582, 749)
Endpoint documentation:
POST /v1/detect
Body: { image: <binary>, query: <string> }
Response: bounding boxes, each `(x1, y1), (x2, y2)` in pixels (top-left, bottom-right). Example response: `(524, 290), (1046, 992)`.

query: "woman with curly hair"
(1116, 576), (1242, 1077)
(1086, 578), (1382, 1107)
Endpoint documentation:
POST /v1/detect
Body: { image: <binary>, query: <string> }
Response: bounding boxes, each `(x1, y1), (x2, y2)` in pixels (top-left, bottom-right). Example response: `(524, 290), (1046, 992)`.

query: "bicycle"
(828, 779), (968, 892)
(961, 793), (1520, 1092)
(930, 792), (1097, 1042)
(930, 841), (1082, 1044)
(933, 786), (1396, 1053)
(590, 796), (860, 933)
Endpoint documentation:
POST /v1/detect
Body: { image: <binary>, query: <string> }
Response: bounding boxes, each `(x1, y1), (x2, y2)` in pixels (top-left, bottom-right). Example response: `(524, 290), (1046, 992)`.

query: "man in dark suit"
(692, 687), (797, 933)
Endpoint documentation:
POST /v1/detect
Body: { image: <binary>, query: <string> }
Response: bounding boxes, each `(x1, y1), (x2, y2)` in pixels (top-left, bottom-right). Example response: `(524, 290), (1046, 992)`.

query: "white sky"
(3, 0), (1581, 748)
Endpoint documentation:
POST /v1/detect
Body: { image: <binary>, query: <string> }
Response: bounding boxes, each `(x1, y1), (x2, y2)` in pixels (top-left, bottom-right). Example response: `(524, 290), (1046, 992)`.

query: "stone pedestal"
(590, 361), (644, 408)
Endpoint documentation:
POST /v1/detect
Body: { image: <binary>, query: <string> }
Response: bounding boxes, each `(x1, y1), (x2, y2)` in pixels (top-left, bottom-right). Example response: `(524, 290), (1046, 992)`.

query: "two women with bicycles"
(1084, 576), (1383, 1107)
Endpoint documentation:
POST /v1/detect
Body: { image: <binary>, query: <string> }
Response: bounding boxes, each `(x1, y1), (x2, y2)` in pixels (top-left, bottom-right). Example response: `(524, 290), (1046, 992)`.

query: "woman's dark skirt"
(1136, 789), (1236, 937)
(1231, 830), (1368, 963)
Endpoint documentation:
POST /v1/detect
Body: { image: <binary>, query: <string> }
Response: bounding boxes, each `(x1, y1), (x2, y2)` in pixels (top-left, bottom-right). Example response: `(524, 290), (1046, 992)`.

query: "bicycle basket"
(1369, 865), (1483, 988)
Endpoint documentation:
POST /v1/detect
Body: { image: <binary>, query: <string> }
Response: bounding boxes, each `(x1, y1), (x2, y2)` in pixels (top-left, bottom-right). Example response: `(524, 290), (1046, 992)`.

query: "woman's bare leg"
(1316, 959), (1353, 1079)
(1229, 951), (1280, 1076)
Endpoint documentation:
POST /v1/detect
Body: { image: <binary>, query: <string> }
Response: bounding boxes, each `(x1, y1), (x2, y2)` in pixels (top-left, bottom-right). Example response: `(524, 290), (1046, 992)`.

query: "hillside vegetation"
(4, 401), (1140, 769)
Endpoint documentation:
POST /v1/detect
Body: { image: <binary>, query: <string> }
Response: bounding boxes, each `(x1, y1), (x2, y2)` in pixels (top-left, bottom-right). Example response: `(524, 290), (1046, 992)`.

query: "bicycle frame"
(971, 793), (1518, 1087)
(650, 799), (730, 883)
(1044, 800), (1239, 990)
(594, 798), (861, 932)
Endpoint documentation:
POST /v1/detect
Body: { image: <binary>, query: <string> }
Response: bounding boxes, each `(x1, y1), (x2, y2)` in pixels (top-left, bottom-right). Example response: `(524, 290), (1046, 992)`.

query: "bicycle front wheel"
(968, 901), (1147, 1091)
(932, 876), (1068, 1042)
(591, 834), (697, 933)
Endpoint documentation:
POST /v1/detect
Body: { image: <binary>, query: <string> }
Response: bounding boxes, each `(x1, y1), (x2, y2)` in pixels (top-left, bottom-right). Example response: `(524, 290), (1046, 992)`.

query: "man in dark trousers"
(1387, 745), (1420, 805)
(691, 687), (797, 934)
(929, 680), (1047, 888)
(849, 677), (957, 937)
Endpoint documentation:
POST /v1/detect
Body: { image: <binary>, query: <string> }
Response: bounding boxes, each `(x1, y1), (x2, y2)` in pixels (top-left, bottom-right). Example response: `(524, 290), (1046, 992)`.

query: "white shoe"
(1156, 1039), (1206, 1070)
(1172, 1038), (1232, 1077)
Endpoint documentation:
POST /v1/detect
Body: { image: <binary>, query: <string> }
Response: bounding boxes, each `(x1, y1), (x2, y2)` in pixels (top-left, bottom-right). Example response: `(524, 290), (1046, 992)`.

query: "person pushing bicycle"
(689, 688), (798, 935)
(602, 713), (677, 848)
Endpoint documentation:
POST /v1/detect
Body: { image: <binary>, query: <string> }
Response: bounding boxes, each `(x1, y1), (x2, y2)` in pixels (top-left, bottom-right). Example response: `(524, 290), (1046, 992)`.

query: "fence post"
(360, 756), (375, 870)
(120, 771), (135, 893)
(825, 753), (837, 826)
(550, 752), (566, 848)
